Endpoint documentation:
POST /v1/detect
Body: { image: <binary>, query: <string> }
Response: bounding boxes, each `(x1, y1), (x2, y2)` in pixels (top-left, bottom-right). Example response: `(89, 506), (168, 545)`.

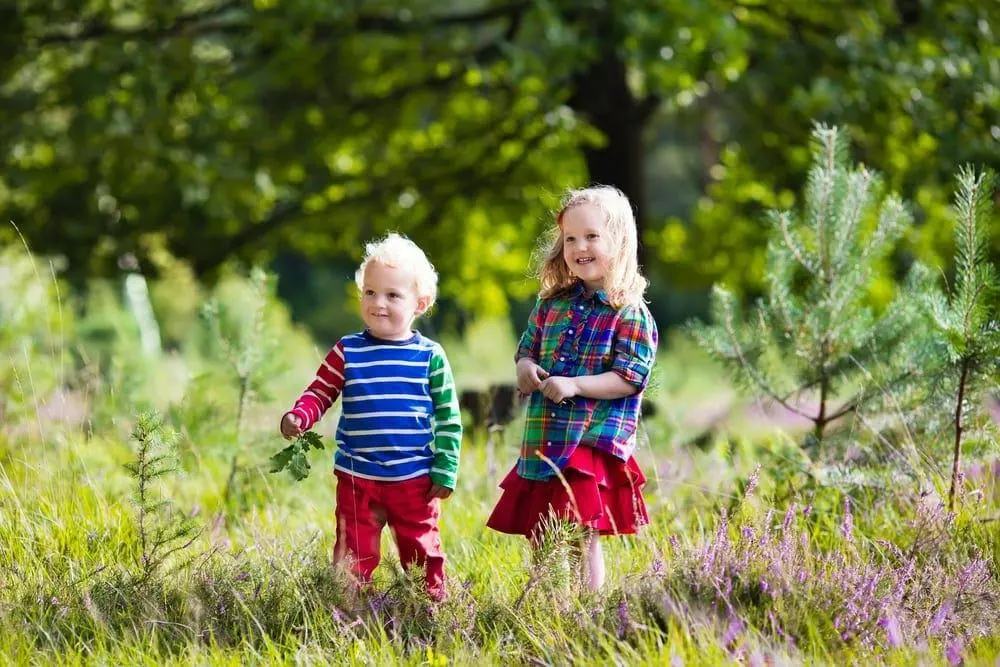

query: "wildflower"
(617, 597), (631, 640)
(878, 613), (903, 648)
(840, 496), (854, 543)
(745, 465), (761, 497)
(945, 638), (963, 665)
(722, 614), (744, 648)
(929, 600), (952, 635)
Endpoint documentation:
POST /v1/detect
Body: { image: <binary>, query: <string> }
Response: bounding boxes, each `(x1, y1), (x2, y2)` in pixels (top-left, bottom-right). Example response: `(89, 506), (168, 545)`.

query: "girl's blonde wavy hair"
(536, 185), (649, 308)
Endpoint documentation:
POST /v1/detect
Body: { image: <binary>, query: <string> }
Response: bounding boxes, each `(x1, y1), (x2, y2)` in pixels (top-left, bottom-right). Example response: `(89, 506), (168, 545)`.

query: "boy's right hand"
(280, 413), (303, 440)
(516, 358), (549, 395)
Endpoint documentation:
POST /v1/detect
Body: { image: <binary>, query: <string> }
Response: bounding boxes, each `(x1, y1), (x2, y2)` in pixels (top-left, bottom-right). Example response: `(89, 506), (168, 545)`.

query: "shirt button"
(559, 356), (565, 361)
(550, 412), (555, 417)
(546, 441), (552, 446)
(568, 328), (574, 334)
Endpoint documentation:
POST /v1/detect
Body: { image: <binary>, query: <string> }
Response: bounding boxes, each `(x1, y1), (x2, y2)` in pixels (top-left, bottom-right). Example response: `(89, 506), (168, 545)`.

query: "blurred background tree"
(1, 0), (998, 341)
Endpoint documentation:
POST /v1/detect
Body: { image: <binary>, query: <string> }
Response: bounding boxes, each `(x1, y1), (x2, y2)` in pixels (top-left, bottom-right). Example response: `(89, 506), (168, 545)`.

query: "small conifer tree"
(125, 411), (201, 583)
(690, 124), (922, 454)
(919, 167), (1000, 511)
(201, 267), (276, 506)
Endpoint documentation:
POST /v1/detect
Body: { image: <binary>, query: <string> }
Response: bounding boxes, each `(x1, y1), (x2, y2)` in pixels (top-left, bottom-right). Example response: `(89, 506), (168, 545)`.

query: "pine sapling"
(201, 267), (275, 507)
(689, 123), (922, 454)
(919, 167), (1000, 511)
(125, 411), (201, 584)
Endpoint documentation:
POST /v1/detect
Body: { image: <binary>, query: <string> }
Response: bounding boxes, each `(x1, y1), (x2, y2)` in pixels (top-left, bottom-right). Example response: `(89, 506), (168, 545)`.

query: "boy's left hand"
(427, 484), (453, 500)
(539, 376), (579, 404)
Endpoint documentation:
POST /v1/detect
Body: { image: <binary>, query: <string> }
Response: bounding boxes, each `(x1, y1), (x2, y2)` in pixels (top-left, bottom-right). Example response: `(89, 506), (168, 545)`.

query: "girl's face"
(561, 203), (613, 291)
(360, 262), (428, 340)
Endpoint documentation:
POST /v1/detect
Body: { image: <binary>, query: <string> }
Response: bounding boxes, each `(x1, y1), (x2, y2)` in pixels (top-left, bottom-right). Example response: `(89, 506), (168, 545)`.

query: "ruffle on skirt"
(486, 445), (648, 538)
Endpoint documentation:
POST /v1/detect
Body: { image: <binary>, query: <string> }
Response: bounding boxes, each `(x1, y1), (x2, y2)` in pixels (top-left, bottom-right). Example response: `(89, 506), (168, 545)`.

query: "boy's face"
(360, 261), (428, 340)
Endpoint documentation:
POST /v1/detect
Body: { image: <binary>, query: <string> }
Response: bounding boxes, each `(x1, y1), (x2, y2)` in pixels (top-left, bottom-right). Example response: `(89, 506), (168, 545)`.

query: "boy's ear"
(415, 295), (431, 315)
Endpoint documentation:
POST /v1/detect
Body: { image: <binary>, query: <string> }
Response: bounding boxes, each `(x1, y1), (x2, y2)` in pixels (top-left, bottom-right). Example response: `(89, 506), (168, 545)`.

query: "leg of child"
(386, 476), (446, 600)
(581, 530), (605, 592)
(334, 472), (386, 586)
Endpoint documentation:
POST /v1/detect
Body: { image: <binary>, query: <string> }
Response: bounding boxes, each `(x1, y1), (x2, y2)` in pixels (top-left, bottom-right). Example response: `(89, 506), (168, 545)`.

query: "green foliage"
(0, 230), (72, 428)
(669, 2), (1000, 293)
(689, 124), (922, 455)
(269, 431), (325, 482)
(5, 1), (999, 319)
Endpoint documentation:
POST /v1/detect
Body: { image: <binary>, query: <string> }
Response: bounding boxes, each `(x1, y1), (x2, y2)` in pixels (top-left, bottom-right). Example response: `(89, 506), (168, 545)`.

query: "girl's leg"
(581, 530), (605, 592)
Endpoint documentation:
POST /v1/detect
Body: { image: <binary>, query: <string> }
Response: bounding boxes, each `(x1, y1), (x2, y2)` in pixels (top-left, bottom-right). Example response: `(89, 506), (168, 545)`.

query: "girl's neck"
(582, 279), (604, 295)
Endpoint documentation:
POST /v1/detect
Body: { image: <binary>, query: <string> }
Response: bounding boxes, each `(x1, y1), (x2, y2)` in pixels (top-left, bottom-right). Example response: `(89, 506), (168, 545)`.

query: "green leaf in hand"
(269, 432), (324, 481)
(289, 450), (311, 481)
(269, 444), (296, 474)
(299, 431), (325, 451)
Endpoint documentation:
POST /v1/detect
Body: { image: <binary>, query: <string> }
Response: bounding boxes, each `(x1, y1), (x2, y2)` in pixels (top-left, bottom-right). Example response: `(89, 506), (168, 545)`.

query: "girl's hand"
(539, 376), (579, 404)
(427, 484), (453, 500)
(516, 358), (549, 395)
(280, 413), (303, 440)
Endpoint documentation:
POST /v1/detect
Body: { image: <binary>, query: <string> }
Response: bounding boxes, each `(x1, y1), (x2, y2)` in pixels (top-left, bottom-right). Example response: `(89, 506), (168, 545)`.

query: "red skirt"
(486, 446), (648, 538)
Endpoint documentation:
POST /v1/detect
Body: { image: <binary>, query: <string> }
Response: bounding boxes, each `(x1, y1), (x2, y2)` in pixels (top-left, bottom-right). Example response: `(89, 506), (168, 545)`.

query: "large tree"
(2, 0), (998, 312)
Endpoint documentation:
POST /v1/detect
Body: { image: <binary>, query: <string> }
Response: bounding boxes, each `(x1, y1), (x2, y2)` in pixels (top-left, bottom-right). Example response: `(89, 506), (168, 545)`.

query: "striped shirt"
(516, 282), (658, 481)
(285, 330), (463, 488)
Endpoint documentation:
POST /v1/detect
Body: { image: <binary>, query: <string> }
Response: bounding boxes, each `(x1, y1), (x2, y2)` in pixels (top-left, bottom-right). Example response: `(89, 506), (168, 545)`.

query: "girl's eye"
(565, 236), (575, 243)
(389, 293), (400, 299)
(587, 233), (600, 240)
(364, 289), (375, 296)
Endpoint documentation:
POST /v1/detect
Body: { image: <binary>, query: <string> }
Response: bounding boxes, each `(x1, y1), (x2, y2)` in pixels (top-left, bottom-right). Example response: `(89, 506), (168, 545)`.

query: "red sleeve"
(284, 340), (345, 430)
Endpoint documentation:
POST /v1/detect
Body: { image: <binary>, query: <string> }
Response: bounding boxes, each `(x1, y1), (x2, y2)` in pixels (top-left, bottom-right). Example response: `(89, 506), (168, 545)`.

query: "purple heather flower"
(945, 638), (963, 665)
(722, 615), (744, 647)
(840, 496), (854, 543)
(617, 597), (631, 640)
(929, 600), (951, 635)
(879, 613), (903, 648)
(782, 505), (796, 532)
(745, 465), (761, 497)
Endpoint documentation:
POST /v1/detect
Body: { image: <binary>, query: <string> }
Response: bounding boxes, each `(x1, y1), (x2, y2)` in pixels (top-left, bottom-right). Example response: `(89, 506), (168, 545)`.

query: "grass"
(1, 248), (999, 664)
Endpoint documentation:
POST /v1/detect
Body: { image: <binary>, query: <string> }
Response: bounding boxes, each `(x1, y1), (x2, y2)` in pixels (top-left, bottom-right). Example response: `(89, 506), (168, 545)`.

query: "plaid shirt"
(515, 282), (658, 481)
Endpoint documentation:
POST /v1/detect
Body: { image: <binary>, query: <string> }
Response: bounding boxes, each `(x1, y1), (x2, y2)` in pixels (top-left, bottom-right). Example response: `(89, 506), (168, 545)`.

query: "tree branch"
(35, 1), (243, 46)
(190, 107), (538, 273)
(34, 1), (531, 47)
(353, 1), (532, 33)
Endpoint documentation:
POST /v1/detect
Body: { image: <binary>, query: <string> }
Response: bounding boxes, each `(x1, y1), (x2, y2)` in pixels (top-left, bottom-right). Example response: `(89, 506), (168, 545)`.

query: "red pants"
(334, 472), (446, 599)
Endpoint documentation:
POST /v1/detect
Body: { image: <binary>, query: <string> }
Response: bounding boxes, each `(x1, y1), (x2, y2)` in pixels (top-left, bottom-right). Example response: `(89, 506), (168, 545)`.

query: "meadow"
(2, 233), (999, 667)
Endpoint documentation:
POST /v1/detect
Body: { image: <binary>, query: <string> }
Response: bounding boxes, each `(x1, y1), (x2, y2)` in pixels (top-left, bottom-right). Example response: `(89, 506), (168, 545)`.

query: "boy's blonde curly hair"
(536, 185), (649, 308)
(354, 232), (438, 309)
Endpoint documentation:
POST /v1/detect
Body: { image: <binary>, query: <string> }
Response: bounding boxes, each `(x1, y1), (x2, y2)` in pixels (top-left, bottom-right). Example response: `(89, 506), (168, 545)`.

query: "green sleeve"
(428, 345), (463, 489)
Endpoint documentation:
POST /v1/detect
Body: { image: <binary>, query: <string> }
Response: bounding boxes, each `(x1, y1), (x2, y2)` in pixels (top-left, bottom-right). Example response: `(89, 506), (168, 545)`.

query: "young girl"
(486, 185), (658, 592)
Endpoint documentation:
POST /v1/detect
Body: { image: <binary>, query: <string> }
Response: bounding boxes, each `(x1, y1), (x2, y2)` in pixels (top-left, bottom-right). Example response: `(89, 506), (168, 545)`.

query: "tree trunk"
(567, 50), (657, 270)
(948, 358), (970, 512)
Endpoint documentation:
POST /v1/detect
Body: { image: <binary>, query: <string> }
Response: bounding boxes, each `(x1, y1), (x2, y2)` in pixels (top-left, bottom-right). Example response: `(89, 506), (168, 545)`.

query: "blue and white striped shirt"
(287, 330), (463, 487)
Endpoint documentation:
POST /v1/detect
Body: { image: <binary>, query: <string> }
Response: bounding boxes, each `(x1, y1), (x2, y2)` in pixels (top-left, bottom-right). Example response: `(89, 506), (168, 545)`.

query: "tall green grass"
(1, 239), (998, 665)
